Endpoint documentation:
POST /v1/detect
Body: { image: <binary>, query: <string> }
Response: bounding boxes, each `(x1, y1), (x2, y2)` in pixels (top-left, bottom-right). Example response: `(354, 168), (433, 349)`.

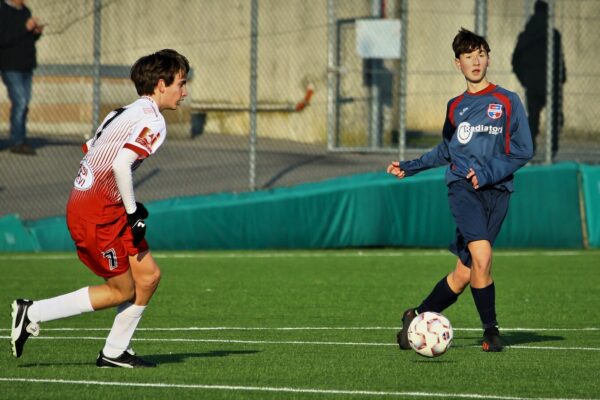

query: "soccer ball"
(407, 311), (453, 357)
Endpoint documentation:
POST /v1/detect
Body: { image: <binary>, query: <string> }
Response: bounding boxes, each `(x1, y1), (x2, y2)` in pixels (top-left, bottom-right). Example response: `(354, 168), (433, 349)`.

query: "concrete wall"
(1, 0), (598, 143)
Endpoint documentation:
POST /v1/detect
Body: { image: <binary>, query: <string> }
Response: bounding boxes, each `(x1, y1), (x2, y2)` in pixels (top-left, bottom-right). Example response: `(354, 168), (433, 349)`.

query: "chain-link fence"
(1, 0), (599, 221)
(401, 0), (600, 164)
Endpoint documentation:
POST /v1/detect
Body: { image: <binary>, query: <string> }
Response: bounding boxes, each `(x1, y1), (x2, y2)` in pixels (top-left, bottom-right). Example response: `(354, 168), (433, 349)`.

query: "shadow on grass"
(146, 349), (261, 364)
(502, 331), (565, 346)
(412, 359), (456, 363)
(17, 350), (260, 368)
(457, 331), (565, 347)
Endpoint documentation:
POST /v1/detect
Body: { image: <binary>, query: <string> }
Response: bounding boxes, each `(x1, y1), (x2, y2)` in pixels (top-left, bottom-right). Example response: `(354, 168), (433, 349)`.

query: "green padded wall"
(496, 162), (584, 248)
(1, 163), (597, 252)
(0, 214), (40, 252)
(581, 165), (600, 247)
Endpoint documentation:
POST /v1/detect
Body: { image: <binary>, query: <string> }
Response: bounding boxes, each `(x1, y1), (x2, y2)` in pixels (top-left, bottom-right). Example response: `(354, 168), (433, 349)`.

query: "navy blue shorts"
(447, 179), (510, 267)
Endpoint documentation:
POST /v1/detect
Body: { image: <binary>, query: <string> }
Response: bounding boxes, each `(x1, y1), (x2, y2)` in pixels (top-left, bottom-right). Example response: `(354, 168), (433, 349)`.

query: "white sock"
(102, 302), (146, 358)
(27, 287), (94, 323)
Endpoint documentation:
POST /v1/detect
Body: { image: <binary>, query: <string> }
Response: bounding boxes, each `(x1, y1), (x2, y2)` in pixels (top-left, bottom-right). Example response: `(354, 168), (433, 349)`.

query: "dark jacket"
(0, 1), (41, 71)
(400, 84), (533, 192)
(511, 3), (566, 95)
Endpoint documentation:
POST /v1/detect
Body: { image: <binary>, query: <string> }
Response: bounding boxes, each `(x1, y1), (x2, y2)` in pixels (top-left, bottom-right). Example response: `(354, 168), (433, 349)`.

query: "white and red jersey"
(67, 97), (166, 223)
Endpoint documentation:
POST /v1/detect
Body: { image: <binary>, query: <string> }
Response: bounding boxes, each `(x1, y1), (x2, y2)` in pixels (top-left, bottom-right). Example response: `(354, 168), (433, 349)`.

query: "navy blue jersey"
(400, 84), (533, 191)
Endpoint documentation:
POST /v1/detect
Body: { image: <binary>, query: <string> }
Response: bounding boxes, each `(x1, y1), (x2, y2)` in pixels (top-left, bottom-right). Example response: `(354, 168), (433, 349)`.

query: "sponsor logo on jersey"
(135, 127), (160, 153)
(487, 103), (503, 119)
(456, 122), (503, 144)
(73, 159), (94, 190)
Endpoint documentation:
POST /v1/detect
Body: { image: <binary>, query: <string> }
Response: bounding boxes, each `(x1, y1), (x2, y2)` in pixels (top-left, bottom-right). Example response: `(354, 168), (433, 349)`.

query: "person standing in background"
(0, 0), (44, 156)
(512, 0), (566, 160)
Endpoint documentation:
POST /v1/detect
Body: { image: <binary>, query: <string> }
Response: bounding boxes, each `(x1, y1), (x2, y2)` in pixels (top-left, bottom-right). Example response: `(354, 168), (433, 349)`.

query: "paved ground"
(1, 133), (410, 221)
(1, 132), (598, 221)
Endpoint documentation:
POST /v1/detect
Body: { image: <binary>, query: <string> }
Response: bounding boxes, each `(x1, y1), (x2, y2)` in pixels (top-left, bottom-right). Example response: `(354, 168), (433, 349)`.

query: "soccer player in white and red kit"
(11, 49), (190, 367)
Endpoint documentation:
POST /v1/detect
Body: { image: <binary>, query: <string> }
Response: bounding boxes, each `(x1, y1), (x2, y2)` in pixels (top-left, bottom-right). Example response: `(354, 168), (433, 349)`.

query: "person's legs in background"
(1, 70), (35, 155)
(525, 90), (544, 158)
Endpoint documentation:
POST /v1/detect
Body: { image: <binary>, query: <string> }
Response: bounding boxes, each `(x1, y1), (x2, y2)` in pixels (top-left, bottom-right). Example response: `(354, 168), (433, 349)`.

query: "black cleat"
(96, 350), (157, 368)
(482, 327), (504, 352)
(396, 308), (417, 350)
(11, 299), (40, 358)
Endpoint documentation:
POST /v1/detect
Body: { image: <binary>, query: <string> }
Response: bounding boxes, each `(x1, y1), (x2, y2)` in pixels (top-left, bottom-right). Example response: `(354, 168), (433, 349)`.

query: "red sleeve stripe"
(491, 92), (512, 154)
(124, 143), (149, 158)
(447, 95), (464, 127)
(82, 143), (88, 154)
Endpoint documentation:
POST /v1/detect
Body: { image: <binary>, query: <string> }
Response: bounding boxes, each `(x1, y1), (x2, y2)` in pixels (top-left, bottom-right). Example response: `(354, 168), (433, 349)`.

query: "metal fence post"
(369, 0), (382, 149)
(398, 0), (408, 161)
(475, 0), (487, 37)
(326, 0), (336, 151)
(249, 0), (259, 191)
(92, 0), (102, 138)
(545, 0), (555, 164)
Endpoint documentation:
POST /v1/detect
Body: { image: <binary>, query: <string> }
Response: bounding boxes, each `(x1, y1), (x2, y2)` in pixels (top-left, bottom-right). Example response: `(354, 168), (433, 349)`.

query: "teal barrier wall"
(0, 214), (41, 252)
(496, 163), (584, 248)
(1, 162), (597, 252)
(581, 165), (600, 247)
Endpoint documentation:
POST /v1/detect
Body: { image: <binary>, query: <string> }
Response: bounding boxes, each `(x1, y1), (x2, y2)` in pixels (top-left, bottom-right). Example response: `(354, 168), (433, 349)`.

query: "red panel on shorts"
(66, 212), (149, 278)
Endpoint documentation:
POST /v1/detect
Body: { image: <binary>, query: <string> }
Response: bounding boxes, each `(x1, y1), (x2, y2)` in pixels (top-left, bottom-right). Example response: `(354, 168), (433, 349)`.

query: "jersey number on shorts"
(102, 248), (118, 270)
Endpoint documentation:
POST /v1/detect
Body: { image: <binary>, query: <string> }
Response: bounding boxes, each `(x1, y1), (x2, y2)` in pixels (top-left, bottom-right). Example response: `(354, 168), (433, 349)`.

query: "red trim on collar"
(467, 83), (496, 95)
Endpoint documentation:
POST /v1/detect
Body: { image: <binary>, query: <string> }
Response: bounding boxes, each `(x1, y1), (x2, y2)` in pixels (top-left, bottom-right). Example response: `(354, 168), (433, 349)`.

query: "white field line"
(1, 335), (598, 351)
(0, 377), (596, 400)
(0, 249), (596, 262)
(1, 326), (598, 332)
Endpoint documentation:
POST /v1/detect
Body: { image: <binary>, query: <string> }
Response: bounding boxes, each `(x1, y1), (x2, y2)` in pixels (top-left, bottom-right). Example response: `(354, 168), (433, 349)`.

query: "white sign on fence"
(356, 19), (401, 59)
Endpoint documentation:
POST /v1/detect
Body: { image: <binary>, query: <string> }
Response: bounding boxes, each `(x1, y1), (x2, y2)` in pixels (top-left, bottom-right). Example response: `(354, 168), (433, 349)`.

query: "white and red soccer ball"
(407, 311), (453, 357)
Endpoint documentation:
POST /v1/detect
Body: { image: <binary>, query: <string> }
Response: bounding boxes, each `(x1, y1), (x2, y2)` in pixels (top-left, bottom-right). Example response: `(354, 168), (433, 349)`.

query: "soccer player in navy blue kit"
(387, 28), (533, 352)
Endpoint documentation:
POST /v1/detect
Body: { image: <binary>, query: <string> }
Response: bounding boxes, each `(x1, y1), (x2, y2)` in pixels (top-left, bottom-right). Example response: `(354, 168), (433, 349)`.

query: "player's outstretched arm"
(387, 161), (406, 179)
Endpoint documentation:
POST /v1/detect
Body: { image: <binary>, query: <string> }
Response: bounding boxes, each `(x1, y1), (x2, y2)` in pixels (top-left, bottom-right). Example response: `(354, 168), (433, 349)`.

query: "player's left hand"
(466, 168), (480, 189)
(127, 202), (149, 246)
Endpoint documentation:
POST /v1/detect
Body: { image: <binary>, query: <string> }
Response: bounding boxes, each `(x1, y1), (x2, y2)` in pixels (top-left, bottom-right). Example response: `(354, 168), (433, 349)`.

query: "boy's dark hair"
(130, 49), (190, 96)
(452, 28), (490, 58)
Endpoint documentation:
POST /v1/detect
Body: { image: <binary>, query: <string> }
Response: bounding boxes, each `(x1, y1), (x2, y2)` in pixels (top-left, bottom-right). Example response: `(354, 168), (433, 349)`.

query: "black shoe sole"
(397, 308), (417, 350)
(96, 351), (157, 368)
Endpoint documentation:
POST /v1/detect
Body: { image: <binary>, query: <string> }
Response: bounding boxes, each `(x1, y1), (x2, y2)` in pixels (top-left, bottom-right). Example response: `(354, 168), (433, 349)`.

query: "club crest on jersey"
(487, 103), (503, 119)
(73, 159), (94, 190)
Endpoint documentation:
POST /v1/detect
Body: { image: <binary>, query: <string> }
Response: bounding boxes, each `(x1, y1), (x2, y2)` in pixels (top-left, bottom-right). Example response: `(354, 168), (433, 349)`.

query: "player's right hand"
(127, 202), (149, 246)
(387, 161), (406, 179)
(466, 168), (480, 189)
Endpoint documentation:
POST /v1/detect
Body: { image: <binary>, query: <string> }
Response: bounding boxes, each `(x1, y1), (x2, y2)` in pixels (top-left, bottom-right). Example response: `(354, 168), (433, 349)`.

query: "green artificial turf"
(1, 249), (599, 399)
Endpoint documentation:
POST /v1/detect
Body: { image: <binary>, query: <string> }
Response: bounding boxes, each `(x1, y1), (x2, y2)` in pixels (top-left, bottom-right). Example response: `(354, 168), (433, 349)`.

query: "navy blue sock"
(471, 282), (498, 329)
(416, 276), (459, 314)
